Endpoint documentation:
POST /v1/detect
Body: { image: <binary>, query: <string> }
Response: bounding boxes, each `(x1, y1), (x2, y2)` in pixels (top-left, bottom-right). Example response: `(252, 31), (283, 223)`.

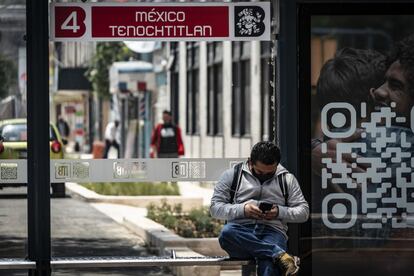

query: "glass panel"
(43, 2), (276, 275)
(0, 0), (28, 265)
(50, 39), (177, 275)
(311, 15), (414, 275)
(0, 123), (62, 142)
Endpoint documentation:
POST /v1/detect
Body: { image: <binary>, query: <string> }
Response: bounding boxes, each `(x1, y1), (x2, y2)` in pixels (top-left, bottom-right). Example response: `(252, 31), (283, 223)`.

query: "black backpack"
(229, 162), (289, 206)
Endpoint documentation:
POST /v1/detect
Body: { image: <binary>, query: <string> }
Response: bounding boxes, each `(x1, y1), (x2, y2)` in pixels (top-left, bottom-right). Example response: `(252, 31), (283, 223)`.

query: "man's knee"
(219, 223), (237, 240)
(218, 224), (235, 247)
(219, 223), (245, 247)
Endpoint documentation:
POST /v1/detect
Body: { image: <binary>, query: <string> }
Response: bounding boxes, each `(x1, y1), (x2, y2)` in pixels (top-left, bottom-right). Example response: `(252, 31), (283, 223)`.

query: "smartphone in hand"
(259, 202), (273, 213)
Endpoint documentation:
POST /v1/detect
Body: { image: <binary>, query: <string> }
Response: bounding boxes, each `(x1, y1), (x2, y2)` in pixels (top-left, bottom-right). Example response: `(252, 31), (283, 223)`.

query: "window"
(232, 41), (251, 136)
(0, 123), (57, 142)
(186, 42), (200, 135)
(170, 42), (179, 124)
(207, 42), (223, 136)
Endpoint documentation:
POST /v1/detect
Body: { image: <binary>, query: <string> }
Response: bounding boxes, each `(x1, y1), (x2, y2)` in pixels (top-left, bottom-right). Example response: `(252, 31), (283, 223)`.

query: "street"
(0, 187), (173, 276)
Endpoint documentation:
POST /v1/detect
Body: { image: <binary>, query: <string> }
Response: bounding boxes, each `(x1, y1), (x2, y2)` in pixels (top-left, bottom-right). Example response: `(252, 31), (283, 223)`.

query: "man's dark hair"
(250, 141), (281, 165)
(163, 110), (172, 116)
(389, 34), (414, 96)
(317, 48), (387, 113)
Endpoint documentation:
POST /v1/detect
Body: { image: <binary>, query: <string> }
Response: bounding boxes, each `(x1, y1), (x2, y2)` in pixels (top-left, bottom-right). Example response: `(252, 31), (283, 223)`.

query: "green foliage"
(82, 182), (180, 196)
(86, 42), (134, 99)
(147, 200), (224, 238)
(0, 54), (16, 99)
(147, 200), (182, 229)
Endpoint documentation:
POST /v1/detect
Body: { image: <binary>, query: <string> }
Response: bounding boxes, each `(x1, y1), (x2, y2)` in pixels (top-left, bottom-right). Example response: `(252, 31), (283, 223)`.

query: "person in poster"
(312, 33), (414, 249)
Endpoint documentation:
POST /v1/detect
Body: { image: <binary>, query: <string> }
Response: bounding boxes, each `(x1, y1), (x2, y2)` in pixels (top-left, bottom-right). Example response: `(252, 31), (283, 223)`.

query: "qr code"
(189, 162), (206, 178)
(320, 102), (414, 230)
(0, 163), (18, 180)
(72, 162), (89, 179)
(130, 161), (147, 178)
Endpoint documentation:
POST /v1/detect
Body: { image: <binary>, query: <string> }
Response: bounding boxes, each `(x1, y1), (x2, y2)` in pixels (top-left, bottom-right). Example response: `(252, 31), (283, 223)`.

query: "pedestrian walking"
(103, 120), (120, 158)
(150, 110), (184, 158)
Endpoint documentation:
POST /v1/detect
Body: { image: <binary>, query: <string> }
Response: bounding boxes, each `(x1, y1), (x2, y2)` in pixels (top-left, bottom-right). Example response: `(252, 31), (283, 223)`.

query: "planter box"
(123, 216), (226, 256)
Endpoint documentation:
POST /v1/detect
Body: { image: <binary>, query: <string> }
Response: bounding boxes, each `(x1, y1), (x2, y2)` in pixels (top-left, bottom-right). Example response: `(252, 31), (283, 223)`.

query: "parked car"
(0, 118), (66, 197)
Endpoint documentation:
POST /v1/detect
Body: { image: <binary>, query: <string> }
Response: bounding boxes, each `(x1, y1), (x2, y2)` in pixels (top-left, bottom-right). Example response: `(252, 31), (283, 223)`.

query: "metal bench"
(1, 255), (256, 275)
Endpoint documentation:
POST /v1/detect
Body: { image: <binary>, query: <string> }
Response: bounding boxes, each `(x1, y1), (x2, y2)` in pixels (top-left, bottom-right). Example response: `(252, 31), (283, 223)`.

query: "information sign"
(50, 2), (271, 41)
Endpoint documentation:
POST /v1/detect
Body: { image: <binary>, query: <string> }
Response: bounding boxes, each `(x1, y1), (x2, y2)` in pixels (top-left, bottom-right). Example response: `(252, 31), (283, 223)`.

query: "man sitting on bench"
(210, 141), (309, 276)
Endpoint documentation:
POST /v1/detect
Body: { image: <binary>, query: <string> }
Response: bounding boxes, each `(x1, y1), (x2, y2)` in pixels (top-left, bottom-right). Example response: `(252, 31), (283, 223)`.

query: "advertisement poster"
(311, 15), (414, 275)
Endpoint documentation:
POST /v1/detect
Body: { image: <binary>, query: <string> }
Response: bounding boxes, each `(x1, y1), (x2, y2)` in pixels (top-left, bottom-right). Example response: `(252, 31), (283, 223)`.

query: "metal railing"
(51, 256), (253, 269)
(0, 259), (36, 270)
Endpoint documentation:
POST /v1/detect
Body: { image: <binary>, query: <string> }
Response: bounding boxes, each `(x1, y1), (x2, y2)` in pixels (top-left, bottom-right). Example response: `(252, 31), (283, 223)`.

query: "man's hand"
(150, 145), (157, 158)
(263, 206), (279, 220)
(244, 203), (265, 219)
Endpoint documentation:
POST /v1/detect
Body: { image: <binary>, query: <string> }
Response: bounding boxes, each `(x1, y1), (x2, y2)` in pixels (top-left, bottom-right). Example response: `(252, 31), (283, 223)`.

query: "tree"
(0, 54), (16, 100)
(86, 42), (134, 99)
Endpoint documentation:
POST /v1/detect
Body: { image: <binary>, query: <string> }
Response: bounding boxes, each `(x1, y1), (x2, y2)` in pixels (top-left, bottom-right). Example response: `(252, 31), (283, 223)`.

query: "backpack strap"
(277, 172), (289, 206)
(229, 162), (243, 204)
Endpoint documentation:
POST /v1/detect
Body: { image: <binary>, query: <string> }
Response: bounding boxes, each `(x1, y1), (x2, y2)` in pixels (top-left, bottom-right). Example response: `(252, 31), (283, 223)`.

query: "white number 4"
(61, 11), (80, 33)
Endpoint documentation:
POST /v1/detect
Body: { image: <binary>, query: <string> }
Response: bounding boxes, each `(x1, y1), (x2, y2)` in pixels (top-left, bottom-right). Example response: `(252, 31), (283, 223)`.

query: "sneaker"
(275, 252), (300, 276)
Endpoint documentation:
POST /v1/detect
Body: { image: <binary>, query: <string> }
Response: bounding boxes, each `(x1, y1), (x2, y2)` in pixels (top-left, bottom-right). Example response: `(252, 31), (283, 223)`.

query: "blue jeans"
(219, 223), (287, 276)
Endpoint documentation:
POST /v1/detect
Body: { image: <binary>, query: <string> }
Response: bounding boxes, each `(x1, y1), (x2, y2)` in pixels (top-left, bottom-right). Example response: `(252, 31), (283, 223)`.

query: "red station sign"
(50, 2), (271, 41)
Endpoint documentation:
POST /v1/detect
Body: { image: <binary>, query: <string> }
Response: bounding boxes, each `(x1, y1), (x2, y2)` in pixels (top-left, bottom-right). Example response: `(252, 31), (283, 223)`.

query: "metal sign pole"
(279, 0), (300, 258)
(27, 0), (51, 275)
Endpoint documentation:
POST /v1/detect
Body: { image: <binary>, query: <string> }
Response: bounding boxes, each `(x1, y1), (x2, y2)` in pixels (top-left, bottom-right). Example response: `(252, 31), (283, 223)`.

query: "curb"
(122, 216), (228, 255)
(66, 182), (204, 212)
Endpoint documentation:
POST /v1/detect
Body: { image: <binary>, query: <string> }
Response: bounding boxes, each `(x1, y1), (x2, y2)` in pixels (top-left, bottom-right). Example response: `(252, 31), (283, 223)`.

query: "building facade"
(165, 40), (275, 158)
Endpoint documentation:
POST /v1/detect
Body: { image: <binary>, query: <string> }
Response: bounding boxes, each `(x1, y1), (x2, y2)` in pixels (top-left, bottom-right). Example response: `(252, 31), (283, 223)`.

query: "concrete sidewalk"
(89, 202), (241, 276)
(66, 182), (203, 212)
(176, 182), (214, 206)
